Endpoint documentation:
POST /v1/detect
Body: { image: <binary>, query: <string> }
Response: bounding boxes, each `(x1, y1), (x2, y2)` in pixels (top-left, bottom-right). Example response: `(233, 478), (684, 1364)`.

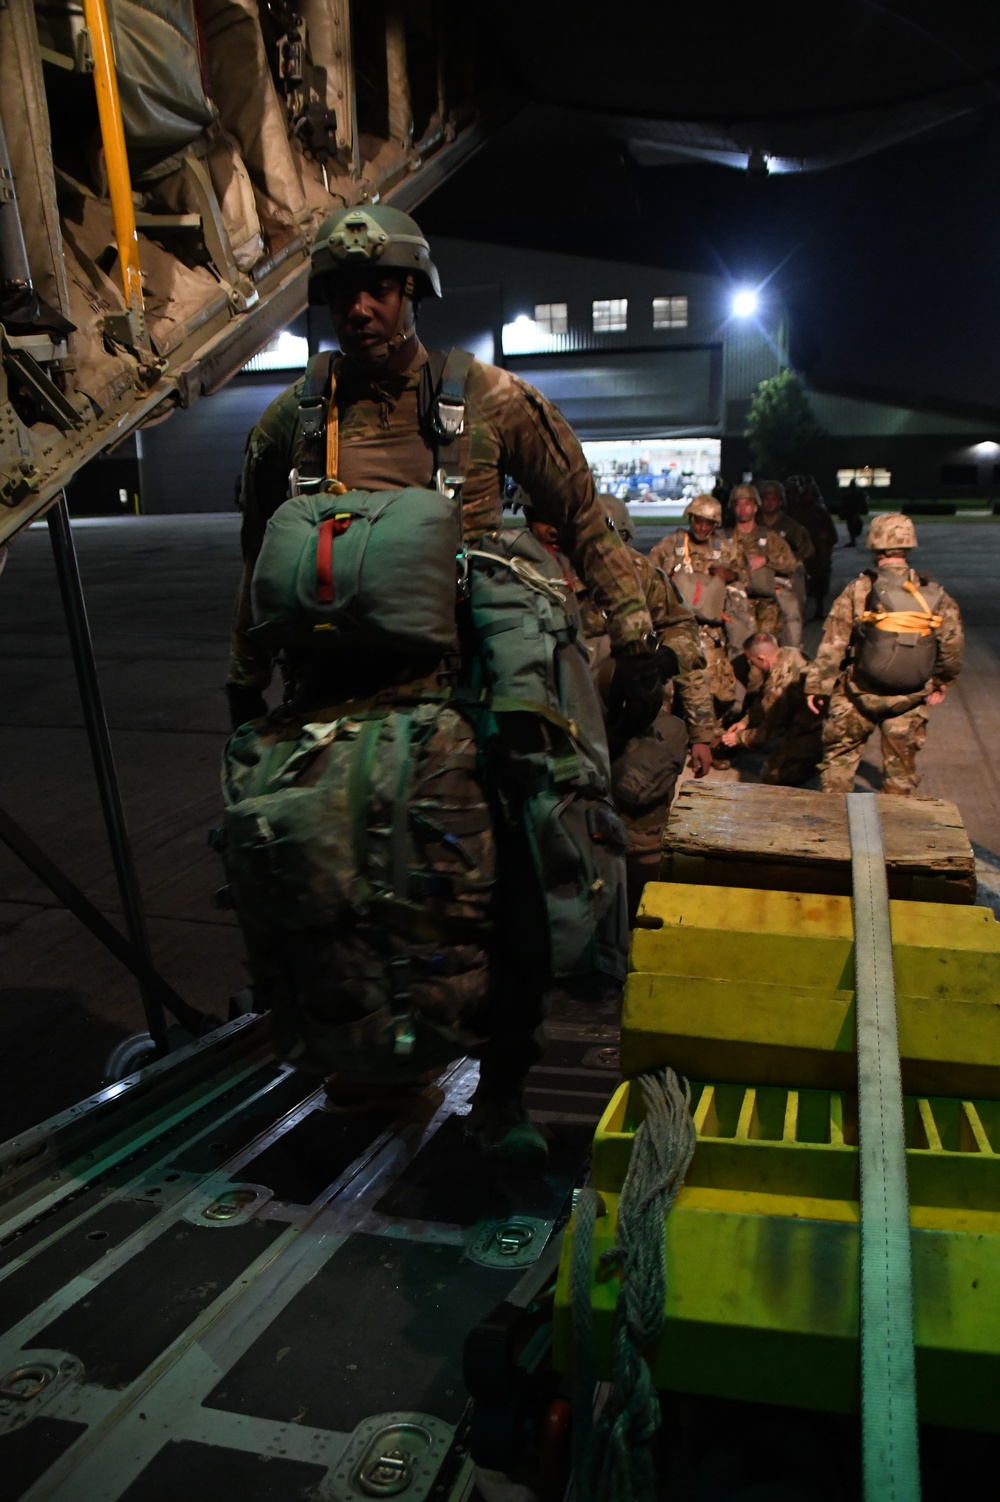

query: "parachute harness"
(862, 578), (942, 637)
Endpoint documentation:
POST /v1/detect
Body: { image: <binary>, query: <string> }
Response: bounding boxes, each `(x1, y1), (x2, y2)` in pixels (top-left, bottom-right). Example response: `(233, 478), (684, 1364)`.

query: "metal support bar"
(81, 0), (148, 350)
(847, 793), (921, 1502)
(46, 492), (171, 1050)
(0, 804), (208, 1036)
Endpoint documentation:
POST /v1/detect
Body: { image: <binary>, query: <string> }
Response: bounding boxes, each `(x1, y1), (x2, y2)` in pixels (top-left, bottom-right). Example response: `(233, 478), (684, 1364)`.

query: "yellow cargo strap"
(847, 794), (921, 1501)
(324, 377), (348, 495)
(862, 579), (941, 636)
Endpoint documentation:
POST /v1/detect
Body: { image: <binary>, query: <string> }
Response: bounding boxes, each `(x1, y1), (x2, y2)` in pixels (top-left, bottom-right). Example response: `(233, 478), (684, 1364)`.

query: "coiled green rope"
(572, 1068), (696, 1502)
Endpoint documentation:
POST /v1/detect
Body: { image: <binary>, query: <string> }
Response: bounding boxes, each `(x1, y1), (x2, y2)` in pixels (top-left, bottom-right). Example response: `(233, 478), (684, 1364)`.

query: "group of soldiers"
(528, 485), (964, 913)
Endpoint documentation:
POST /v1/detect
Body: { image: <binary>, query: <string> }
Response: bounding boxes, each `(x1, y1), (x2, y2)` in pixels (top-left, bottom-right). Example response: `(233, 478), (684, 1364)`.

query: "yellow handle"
(82, 0), (144, 324)
(862, 609), (942, 636)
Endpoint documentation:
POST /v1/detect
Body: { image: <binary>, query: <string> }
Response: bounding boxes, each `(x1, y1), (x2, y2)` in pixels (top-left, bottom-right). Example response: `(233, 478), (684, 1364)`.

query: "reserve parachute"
(854, 572), (945, 693)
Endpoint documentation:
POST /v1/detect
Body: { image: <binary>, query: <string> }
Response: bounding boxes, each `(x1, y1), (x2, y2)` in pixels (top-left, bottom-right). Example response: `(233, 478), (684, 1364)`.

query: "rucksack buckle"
(288, 466), (326, 496)
(434, 398), (465, 439)
(436, 468), (465, 500)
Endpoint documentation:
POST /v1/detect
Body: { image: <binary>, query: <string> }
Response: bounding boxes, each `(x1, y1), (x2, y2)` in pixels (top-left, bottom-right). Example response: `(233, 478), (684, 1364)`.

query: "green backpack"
(465, 529), (628, 982)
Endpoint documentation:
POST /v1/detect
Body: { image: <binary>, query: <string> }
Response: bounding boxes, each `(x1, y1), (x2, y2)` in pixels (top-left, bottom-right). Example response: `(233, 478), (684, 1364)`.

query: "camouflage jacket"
(580, 546), (718, 744)
(804, 565), (964, 699)
(731, 523), (798, 577)
(648, 526), (749, 588)
(763, 510), (814, 565)
(229, 342), (652, 688)
(735, 646), (815, 747)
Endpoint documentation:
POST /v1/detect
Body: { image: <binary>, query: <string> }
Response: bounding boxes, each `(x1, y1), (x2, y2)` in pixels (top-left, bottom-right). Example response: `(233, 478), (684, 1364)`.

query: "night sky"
(421, 92), (1000, 419)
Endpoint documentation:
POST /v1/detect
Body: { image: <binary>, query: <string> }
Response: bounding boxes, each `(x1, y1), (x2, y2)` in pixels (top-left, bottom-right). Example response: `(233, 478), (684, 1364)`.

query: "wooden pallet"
(660, 783), (976, 903)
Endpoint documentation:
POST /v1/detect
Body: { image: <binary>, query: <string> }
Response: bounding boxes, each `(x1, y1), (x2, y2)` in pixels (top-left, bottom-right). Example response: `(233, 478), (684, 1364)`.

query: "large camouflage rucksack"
(220, 700), (494, 1076)
(465, 529), (627, 982)
(853, 571), (944, 693)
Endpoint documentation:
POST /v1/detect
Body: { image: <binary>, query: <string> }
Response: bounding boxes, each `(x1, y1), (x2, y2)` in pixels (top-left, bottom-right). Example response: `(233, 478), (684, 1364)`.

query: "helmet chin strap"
(348, 273), (416, 372)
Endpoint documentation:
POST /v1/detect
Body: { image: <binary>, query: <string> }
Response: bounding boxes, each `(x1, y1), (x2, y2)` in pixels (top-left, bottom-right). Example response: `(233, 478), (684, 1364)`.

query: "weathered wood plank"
(660, 784), (975, 901)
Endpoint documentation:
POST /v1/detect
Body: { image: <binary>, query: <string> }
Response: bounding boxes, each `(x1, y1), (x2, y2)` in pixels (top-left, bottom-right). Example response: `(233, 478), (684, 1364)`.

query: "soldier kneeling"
(721, 631), (822, 785)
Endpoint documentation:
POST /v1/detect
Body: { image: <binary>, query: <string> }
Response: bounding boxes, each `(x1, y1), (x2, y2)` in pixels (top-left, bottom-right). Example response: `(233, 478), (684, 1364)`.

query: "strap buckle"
(288, 466), (326, 496)
(435, 467), (465, 500)
(434, 397), (465, 439)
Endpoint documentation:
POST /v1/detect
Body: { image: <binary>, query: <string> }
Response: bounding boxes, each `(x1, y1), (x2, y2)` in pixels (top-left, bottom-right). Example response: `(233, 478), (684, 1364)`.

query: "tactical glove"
(655, 644), (681, 684)
(606, 645), (661, 742)
(225, 682), (267, 731)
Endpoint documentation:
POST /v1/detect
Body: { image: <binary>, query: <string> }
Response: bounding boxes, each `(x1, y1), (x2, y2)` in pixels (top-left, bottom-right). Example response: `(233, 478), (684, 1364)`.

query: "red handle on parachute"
(316, 515), (352, 604)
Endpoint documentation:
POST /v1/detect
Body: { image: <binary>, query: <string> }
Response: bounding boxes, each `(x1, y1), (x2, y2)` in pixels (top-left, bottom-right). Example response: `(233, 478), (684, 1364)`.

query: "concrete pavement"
(1, 514), (997, 1140)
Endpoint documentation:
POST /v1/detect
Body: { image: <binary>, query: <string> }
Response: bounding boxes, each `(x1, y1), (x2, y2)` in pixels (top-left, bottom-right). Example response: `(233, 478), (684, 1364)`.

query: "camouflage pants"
(612, 710), (688, 917)
(699, 624), (737, 716)
(819, 689), (929, 796)
(751, 590), (803, 649)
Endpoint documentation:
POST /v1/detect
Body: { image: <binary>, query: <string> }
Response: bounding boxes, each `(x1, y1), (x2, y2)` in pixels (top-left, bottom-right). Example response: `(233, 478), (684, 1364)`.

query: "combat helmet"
(599, 492), (635, 543)
(729, 482), (761, 509)
(684, 494), (722, 526)
(309, 205), (442, 304)
(866, 513), (917, 550)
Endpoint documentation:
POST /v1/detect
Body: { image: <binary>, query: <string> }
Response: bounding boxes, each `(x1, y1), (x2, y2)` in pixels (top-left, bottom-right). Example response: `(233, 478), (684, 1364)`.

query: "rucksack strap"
(292, 347), (473, 496)
(419, 347), (473, 484)
(292, 351), (336, 492)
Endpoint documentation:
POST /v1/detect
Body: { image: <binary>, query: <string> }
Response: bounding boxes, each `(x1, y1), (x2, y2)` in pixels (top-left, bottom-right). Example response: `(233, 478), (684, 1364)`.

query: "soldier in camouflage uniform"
(759, 479), (813, 637)
(583, 494), (718, 911)
(722, 631), (822, 785)
(730, 483), (803, 647)
(804, 514), (963, 795)
(787, 474), (839, 618)
(649, 493), (748, 717)
(225, 205), (658, 1163)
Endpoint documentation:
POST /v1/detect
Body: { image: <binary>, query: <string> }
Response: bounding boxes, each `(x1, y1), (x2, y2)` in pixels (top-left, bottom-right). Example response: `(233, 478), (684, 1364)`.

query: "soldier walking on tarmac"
(225, 205), (659, 1163)
(759, 479), (813, 636)
(649, 493), (747, 718)
(804, 514), (963, 795)
(787, 474), (838, 619)
(730, 483), (803, 647)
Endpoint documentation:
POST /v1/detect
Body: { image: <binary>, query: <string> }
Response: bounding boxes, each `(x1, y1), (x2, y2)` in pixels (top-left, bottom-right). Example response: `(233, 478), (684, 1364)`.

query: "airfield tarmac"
(0, 513), (997, 1139)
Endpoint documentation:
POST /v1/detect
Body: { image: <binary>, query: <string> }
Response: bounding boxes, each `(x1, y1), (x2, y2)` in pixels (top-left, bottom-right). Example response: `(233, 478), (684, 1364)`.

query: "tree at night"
(746, 370), (826, 479)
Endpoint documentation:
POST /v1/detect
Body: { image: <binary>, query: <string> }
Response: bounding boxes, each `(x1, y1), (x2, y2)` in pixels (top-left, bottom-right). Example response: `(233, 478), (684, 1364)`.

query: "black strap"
(295, 350), (335, 483)
(418, 347), (473, 482)
(295, 347), (472, 490)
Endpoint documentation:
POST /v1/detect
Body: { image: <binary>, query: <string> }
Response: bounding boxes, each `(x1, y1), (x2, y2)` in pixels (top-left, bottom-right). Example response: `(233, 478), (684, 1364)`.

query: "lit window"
(836, 467), (892, 489)
(242, 331), (309, 373)
(592, 298), (628, 332)
(653, 295), (688, 329)
(534, 302), (568, 334)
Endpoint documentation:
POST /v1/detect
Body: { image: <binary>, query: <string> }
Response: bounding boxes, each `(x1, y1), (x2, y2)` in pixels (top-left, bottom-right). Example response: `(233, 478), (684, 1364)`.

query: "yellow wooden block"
(637, 880), (1000, 951)
(630, 882), (1000, 1005)
(553, 1187), (1000, 1429)
(620, 972), (1000, 1098)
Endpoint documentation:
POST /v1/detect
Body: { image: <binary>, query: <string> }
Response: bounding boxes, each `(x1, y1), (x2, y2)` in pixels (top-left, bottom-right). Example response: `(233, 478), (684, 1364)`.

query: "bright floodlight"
(731, 288), (759, 318)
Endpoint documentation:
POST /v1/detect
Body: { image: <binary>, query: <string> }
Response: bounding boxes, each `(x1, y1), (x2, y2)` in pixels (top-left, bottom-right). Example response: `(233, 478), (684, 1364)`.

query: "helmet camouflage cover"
(729, 482), (761, 508)
(866, 513), (917, 550)
(685, 493), (723, 525)
(599, 492), (635, 542)
(309, 205), (442, 303)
